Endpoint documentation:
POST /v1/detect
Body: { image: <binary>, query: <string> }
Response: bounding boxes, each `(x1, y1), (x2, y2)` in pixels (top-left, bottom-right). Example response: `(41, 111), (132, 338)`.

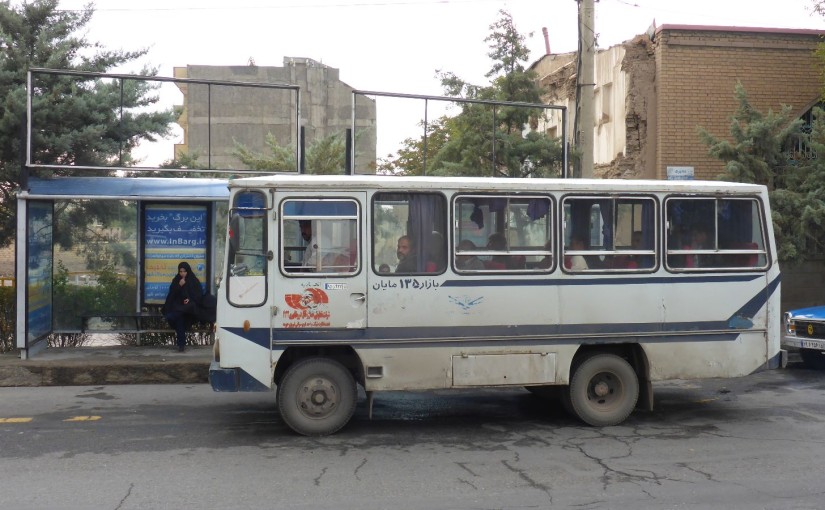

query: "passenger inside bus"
(616, 231), (653, 269)
(485, 232), (509, 270)
(426, 231), (446, 272)
(395, 235), (417, 273)
(456, 239), (485, 270)
(683, 227), (711, 268)
(536, 239), (553, 269)
(299, 219), (351, 272)
(565, 236), (589, 270)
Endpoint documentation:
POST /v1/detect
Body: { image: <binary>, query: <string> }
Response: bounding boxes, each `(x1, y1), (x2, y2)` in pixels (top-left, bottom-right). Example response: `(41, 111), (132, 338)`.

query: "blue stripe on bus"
(223, 326), (742, 349)
(728, 273), (780, 323)
(223, 321), (746, 349)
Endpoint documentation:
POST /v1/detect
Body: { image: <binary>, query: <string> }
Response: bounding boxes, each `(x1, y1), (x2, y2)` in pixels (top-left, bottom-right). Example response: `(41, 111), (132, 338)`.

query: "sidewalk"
(0, 346), (212, 387)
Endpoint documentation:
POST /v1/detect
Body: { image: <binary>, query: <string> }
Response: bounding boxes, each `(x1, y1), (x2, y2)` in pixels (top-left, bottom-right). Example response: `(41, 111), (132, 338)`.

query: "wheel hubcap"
(587, 372), (622, 407)
(297, 377), (338, 418)
(593, 380), (610, 398)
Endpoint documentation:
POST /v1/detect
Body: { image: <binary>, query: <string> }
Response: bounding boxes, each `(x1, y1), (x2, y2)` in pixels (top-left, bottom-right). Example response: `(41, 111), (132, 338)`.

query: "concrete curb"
(0, 347), (211, 387)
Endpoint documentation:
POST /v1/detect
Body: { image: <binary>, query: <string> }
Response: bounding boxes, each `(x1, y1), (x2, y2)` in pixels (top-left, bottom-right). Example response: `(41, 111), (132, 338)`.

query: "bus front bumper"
(208, 361), (270, 392)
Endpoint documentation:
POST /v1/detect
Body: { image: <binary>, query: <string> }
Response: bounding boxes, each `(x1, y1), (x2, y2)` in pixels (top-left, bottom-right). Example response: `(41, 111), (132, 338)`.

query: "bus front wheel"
(568, 353), (639, 426)
(277, 357), (357, 436)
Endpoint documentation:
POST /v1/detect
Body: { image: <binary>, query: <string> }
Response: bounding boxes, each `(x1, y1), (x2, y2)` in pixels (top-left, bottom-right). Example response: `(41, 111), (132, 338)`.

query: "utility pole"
(577, 0), (595, 178)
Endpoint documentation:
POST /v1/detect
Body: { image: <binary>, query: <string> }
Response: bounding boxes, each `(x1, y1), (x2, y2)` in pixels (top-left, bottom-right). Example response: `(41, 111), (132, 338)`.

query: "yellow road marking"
(695, 398), (719, 404)
(63, 416), (102, 422)
(0, 417), (33, 423)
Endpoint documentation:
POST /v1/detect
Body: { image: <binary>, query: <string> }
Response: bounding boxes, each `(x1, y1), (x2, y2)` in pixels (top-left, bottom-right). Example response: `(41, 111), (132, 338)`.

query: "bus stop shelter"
(15, 176), (229, 359)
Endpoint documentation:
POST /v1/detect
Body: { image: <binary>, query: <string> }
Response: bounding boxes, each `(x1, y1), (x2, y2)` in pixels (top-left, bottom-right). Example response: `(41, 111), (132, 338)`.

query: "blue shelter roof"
(22, 177), (230, 200)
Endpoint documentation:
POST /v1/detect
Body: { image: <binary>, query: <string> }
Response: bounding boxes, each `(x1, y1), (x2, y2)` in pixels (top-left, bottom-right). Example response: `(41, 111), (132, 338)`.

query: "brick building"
(654, 25), (823, 180)
(532, 25), (825, 310)
(533, 25), (825, 180)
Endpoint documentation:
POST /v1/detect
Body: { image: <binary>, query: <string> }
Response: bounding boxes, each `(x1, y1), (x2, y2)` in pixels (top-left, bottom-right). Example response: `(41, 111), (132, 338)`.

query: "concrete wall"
(175, 58), (377, 174)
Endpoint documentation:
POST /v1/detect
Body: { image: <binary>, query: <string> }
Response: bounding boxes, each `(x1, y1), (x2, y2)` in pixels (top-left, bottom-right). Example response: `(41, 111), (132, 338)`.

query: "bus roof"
(227, 173), (767, 195)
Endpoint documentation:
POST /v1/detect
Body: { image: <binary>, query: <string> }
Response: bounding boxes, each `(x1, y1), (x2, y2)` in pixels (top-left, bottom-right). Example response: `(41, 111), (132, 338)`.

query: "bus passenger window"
(665, 197), (767, 271)
(453, 195), (552, 273)
(281, 199), (359, 276)
(562, 196), (656, 272)
(373, 192), (447, 275)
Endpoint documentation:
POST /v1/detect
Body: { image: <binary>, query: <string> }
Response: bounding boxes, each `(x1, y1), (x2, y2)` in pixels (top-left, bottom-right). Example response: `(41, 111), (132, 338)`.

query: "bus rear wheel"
(568, 353), (639, 426)
(277, 357), (357, 436)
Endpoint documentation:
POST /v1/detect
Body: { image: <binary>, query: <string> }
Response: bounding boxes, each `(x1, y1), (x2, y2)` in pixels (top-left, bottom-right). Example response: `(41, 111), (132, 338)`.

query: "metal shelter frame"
(351, 89), (569, 177)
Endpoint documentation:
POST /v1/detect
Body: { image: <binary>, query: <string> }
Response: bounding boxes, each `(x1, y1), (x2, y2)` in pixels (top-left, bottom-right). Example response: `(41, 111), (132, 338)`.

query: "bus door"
(273, 193), (366, 332)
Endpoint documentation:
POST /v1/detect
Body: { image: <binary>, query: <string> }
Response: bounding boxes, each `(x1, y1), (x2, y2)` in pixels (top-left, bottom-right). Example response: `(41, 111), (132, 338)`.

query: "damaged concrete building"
(531, 25), (825, 181)
(173, 58), (376, 173)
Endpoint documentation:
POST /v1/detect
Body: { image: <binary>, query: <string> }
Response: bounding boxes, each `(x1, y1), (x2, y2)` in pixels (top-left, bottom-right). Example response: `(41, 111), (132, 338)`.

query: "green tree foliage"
(0, 285), (13, 353)
(380, 10), (563, 177)
(233, 132), (347, 174)
(0, 0), (175, 247)
(54, 200), (137, 272)
(376, 117), (450, 175)
(697, 82), (825, 263)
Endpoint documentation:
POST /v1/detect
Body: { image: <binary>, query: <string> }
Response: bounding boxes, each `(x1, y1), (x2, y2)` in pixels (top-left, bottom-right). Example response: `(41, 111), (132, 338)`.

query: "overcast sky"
(50, 0), (825, 164)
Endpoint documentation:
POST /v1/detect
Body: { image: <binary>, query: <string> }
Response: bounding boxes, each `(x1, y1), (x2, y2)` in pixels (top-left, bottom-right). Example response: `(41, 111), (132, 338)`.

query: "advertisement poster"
(27, 201), (53, 343)
(144, 204), (208, 304)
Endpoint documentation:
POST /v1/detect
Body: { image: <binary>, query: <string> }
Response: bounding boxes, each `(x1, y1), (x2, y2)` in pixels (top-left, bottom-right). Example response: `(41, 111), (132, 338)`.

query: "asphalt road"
(1, 361), (823, 510)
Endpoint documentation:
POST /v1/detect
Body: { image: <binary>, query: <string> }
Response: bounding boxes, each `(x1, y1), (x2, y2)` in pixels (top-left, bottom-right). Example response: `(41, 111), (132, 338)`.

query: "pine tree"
(697, 81), (825, 263)
(0, 0), (175, 246)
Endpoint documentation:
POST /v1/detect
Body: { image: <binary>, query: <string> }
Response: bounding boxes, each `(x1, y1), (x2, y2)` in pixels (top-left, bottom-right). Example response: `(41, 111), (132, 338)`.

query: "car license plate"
(800, 339), (825, 350)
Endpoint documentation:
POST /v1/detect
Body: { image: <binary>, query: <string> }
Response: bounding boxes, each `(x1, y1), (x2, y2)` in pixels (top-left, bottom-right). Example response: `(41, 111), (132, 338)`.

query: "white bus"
(209, 175), (782, 436)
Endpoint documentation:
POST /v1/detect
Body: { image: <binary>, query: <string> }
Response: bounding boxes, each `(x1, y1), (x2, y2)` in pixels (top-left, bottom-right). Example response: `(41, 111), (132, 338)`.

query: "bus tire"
(277, 357), (357, 436)
(568, 353), (639, 427)
(799, 349), (825, 370)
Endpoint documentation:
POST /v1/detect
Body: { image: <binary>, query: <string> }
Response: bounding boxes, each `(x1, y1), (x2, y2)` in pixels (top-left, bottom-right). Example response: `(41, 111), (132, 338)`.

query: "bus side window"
(666, 198), (715, 270)
(281, 199), (359, 275)
(716, 198), (767, 269)
(612, 198), (656, 270)
(563, 196), (656, 272)
(373, 192), (447, 275)
(665, 197), (766, 271)
(453, 195), (552, 273)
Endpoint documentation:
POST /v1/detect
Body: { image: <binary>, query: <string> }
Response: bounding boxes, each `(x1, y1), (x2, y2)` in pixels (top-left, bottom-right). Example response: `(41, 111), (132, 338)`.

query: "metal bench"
(80, 309), (214, 345)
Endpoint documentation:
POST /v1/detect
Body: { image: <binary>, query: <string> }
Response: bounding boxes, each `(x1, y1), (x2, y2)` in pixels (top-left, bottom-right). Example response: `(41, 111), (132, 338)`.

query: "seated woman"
(162, 261), (204, 352)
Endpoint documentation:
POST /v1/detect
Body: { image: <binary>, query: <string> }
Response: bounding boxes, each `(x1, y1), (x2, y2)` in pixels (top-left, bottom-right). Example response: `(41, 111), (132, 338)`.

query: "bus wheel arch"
(274, 345), (365, 387)
(276, 356), (358, 436)
(565, 344), (651, 426)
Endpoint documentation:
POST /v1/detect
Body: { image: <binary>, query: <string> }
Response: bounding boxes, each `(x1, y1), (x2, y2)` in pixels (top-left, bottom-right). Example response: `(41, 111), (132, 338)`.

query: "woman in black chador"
(162, 261), (204, 352)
